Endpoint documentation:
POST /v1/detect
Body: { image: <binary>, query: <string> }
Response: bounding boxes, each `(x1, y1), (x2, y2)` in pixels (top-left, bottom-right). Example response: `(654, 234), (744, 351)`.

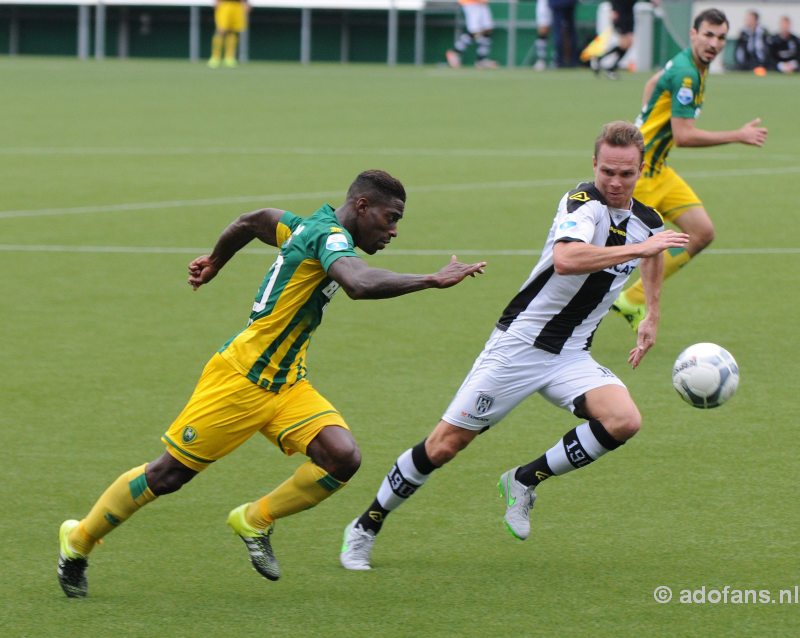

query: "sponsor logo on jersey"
(325, 233), (350, 251)
(677, 86), (694, 106)
(559, 220), (578, 230)
(460, 410), (490, 423)
(330, 226), (344, 233)
(569, 191), (591, 202)
(609, 226), (627, 237)
(181, 426), (197, 443)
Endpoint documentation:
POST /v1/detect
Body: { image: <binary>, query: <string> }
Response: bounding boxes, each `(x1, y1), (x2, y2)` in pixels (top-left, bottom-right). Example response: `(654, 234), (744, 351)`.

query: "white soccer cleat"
(497, 468), (537, 540)
(340, 519), (376, 570)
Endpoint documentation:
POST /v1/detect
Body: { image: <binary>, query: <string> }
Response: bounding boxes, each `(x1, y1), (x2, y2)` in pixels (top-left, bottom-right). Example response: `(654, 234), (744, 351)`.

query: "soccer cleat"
(590, 56), (600, 76)
(227, 503), (281, 581)
(223, 58), (238, 68)
(445, 49), (462, 69)
(207, 58), (221, 69)
(57, 520), (89, 598)
(610, 293), (646, 331)
(532, 59), (547, 72)
(475, 58), (498, 69)
(340, 519), (375, 571)
(497, 468), (536, 541)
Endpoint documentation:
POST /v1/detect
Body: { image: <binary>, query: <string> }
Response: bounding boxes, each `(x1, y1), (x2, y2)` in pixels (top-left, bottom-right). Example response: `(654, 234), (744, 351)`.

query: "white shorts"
(536, 0), (552, 29)
(442, 329), (626, 431)
(462, 4), (494, 34)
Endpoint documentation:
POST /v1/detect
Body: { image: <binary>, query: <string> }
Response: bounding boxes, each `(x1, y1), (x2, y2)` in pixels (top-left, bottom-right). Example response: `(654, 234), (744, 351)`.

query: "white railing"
(2, 0), (429, 63)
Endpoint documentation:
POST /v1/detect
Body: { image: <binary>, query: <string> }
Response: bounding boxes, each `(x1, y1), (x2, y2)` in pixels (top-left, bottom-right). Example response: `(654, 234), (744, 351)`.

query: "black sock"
(356, 499), (390, 534)
(356, 440), (439, 535)
(515, 455), (555, 488)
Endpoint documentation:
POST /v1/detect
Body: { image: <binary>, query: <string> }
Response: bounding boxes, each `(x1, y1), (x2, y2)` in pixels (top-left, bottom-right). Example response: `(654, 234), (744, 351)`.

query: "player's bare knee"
(331, 441), (361, 482)
(426, 441), (459, 466)
(694, 225), (715, 251)
(605, 412), (641, 441)
(145, 457), (197, 496)
(307, 426), (361, 480)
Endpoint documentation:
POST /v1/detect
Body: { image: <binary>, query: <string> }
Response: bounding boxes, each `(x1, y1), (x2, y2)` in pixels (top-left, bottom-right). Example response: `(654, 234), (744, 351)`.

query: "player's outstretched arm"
(188, 208), (285, 290)
(672, 116), (767, 148)
(327, 254), (486, 300)
(628, 253), (665, 369)
(553, 231), (688, 275)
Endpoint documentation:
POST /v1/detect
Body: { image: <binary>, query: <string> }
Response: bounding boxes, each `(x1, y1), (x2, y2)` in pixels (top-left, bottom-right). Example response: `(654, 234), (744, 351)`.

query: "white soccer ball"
(672, 343), (739, 409)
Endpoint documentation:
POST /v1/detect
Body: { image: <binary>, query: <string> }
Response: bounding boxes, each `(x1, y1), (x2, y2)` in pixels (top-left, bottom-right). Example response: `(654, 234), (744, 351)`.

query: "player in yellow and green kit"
(611, 8), (768, 330)
(208, 0), (250, 68)
(57, 170), (486, 598)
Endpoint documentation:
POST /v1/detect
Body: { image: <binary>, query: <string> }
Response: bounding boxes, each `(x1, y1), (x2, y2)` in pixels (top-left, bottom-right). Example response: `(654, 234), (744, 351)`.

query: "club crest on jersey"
(569, 191), (591, 202)
(677, 86), (694, 106)
(475, 393), (494, 414)
(325, 233), (350, 251)
(181, 426), (197, 444)
(559, 220), (577, 230)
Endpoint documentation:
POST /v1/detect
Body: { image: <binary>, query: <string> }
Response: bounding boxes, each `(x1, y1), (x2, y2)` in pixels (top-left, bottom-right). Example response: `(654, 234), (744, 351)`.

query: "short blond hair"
(594, 120), (644, 163)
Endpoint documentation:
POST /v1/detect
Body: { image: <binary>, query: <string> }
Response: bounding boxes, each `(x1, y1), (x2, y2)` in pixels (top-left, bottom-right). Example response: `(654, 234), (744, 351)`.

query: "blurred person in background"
(734, 9), (770, 71)
(769, 15), (800, 73)
(208, 0), (250, 68)
(446, 0), (499, 68)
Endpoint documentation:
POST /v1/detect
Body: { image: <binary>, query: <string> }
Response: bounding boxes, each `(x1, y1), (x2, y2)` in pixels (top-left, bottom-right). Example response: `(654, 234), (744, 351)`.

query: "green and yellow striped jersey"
(636, 47), (706, 176)
(219, 204), (357, 392)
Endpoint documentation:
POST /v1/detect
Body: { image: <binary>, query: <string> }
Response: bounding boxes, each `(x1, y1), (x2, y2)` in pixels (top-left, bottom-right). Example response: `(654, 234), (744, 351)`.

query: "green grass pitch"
(1, 57), (799, 637)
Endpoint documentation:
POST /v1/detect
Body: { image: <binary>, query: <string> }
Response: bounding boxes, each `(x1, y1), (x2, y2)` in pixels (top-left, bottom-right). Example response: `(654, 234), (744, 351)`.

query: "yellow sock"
(246, 461), (345, 530)
(624, 247), (691, 306)
(224, 33), (238, 61)
(69, 463), (157, 556)
(210, 34), (223, 61)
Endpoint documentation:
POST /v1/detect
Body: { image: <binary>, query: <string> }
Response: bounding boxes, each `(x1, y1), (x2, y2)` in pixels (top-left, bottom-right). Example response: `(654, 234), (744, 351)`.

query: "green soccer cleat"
(498, 468), (536, 541)
(610, 293), (646, 331)
(57, 520), (89, 598)
(227, 503), (280, 581)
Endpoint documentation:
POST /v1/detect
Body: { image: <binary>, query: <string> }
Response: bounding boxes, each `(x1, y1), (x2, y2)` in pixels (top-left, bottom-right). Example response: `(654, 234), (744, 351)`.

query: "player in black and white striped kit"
(340, 121), (690, 569)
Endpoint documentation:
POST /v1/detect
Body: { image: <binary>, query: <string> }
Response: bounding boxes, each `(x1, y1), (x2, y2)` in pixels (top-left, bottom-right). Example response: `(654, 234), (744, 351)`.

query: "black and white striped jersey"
(496, 182), (663, 354)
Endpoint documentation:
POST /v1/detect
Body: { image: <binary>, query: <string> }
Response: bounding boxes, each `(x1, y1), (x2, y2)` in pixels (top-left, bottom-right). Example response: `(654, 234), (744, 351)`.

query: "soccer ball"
(672, 343), (739, 409)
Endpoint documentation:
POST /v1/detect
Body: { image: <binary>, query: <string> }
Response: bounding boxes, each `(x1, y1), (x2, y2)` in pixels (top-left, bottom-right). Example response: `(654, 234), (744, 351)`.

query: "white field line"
(1, 245), (798, 257)
(2, 165), (799, 221)
(0, 145), (792, 162)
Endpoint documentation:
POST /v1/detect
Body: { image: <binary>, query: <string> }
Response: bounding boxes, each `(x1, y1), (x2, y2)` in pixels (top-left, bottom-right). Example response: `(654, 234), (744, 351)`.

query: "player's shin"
(247, 460), (345, 530)
(70, 463), (157, 556)
(515, 420), (624, 486)
(356, 440), (439, 535)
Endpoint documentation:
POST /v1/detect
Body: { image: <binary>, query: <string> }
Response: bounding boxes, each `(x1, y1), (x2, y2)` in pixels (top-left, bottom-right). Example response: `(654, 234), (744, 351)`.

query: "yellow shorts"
(162, 353), (348, 472)
(215, 1), (247, 33)
(634, 165), (703, 223)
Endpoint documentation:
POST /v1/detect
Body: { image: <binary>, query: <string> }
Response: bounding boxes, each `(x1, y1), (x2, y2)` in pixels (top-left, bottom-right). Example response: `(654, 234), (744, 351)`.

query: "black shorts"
(611, 0), (635, 35)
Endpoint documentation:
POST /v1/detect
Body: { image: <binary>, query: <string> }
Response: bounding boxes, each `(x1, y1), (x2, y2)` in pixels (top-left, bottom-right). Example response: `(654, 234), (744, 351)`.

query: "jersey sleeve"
(553, 191), (602, 244)
(276, 211), (301, 247)
(313, 225), (359, 272)
(667, 66), (700, 119)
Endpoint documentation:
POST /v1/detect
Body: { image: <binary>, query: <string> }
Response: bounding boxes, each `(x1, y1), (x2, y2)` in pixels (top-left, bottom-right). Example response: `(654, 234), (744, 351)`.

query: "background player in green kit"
(611, 8), (768, 329)
(57, 170), (486, 597)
